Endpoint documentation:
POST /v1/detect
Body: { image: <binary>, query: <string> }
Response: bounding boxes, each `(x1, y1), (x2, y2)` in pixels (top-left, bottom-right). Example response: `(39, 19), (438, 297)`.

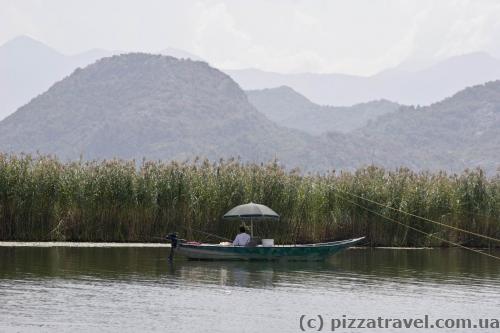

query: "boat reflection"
(168, 260), (339, 288)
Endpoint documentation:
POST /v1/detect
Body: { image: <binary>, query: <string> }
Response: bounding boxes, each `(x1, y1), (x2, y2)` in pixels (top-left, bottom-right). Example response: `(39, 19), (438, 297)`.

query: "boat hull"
(174, 237), (365, 261)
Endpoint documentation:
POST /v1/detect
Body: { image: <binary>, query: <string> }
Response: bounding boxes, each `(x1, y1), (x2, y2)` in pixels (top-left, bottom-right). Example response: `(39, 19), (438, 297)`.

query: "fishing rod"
(153, 226), (232, 243)
(182, 227), (232, 242)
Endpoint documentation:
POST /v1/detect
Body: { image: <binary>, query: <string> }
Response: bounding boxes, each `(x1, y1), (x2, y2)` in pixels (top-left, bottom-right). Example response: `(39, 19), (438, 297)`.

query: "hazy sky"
(2, 0), (500, 75)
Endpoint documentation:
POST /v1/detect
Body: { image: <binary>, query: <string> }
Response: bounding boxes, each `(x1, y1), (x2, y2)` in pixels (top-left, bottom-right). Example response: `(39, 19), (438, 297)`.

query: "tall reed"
(0, 154), (498, 247)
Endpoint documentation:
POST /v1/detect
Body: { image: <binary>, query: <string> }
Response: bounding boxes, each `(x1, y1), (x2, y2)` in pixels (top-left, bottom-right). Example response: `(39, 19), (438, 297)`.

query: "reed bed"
(0, 153), (499, 247)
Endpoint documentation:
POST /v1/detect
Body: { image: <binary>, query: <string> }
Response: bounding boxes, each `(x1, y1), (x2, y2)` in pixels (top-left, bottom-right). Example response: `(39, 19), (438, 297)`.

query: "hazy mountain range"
(0, 53), (499, 173)
(227, 52), (500, 106)
(0, 36), (202, 120)
(3, 35), (500, 120)
(246, 86), (400, 134)
(0, 53), (353, 171)
(0, 36), (112, 120)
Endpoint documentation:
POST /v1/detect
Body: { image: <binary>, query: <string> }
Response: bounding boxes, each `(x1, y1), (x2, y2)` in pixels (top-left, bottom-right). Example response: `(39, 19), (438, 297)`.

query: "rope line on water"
(335, 193), (500, 261)
(334, 187), (500, 244)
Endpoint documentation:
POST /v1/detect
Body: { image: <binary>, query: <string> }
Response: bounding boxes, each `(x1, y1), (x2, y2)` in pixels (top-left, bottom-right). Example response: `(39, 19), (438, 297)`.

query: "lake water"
(1, 246), (499, 332)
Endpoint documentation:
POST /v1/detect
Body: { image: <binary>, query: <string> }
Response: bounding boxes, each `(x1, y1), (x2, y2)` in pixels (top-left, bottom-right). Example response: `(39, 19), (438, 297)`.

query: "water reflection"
(1, 246), (499, 289)
(1, 246), (500, 333)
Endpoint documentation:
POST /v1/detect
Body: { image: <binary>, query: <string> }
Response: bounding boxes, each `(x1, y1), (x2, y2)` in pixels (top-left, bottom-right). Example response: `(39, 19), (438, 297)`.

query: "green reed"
(0, 153), (499, 247)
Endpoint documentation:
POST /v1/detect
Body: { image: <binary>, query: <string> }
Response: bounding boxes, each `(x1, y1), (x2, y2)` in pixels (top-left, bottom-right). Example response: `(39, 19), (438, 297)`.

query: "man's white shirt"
(233, 232), (251, 246)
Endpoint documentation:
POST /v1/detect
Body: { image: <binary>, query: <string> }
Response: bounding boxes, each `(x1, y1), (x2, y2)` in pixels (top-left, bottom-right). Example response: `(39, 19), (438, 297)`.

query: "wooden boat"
(166, 203), (365, 261)
(173, 237), (365, 261)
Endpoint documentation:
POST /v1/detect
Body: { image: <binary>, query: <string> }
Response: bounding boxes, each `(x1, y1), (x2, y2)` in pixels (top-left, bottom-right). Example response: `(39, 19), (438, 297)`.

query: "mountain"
(0, 36), (115, 120)
(0, 36), (203, 120)
(0, 53), (367, 171)
(353, 80), (500, 172)
(246, 86), (400, 134)
(1, 52), (499, 174)
(4, 35), (500, 121)
(226, 53), (500, 106)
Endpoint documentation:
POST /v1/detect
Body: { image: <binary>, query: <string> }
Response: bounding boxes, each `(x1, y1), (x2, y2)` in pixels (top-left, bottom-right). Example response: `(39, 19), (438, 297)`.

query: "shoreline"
(0, 241), (441, 249)
(1, 242), (496, 250)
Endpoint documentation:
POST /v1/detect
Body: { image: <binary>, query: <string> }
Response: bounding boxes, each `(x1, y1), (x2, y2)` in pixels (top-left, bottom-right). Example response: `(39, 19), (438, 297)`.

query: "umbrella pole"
(251, 218), (254, 237)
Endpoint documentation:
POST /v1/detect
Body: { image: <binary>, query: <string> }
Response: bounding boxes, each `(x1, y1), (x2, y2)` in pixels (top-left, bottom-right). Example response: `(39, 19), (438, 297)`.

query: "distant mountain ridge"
(0, 36), (203, 120)
(3, 35), (500, 121)
(227, 52), (500, 106)
(246, 86), (400, 134)
(0, 36), (114, 120)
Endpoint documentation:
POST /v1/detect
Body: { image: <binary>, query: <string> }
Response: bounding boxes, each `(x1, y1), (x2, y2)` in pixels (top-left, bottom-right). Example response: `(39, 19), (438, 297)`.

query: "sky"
(2, 0), (500, 75)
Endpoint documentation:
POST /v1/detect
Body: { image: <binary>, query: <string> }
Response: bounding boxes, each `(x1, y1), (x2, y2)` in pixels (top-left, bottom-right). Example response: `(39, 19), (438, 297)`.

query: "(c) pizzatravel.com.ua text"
(299, 314), (500, 331)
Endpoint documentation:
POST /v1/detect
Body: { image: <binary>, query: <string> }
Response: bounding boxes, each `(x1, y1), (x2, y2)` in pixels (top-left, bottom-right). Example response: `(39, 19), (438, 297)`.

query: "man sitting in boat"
(233, 226), (251, 246)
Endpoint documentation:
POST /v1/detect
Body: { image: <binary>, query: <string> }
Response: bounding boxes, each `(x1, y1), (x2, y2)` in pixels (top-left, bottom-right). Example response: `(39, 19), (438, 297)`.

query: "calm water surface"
(1, 246), (499, 332)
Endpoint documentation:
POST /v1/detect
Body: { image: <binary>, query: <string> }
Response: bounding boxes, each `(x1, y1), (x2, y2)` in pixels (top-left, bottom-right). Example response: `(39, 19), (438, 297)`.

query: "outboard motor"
(165, 233), (178, 261)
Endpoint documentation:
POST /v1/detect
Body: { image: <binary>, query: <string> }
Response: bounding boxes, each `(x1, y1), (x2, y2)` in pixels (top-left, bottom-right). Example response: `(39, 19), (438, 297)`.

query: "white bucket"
(262, 239), (274, 247)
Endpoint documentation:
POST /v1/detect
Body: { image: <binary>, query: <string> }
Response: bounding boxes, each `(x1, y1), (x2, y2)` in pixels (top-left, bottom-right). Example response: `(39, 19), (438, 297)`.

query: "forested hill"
(0, 53), (366, 171)
(353, 80), (500, 172)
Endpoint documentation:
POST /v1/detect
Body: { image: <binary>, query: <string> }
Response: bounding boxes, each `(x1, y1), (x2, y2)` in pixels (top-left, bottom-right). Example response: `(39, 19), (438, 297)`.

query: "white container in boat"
(262, 239), (274, 247)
